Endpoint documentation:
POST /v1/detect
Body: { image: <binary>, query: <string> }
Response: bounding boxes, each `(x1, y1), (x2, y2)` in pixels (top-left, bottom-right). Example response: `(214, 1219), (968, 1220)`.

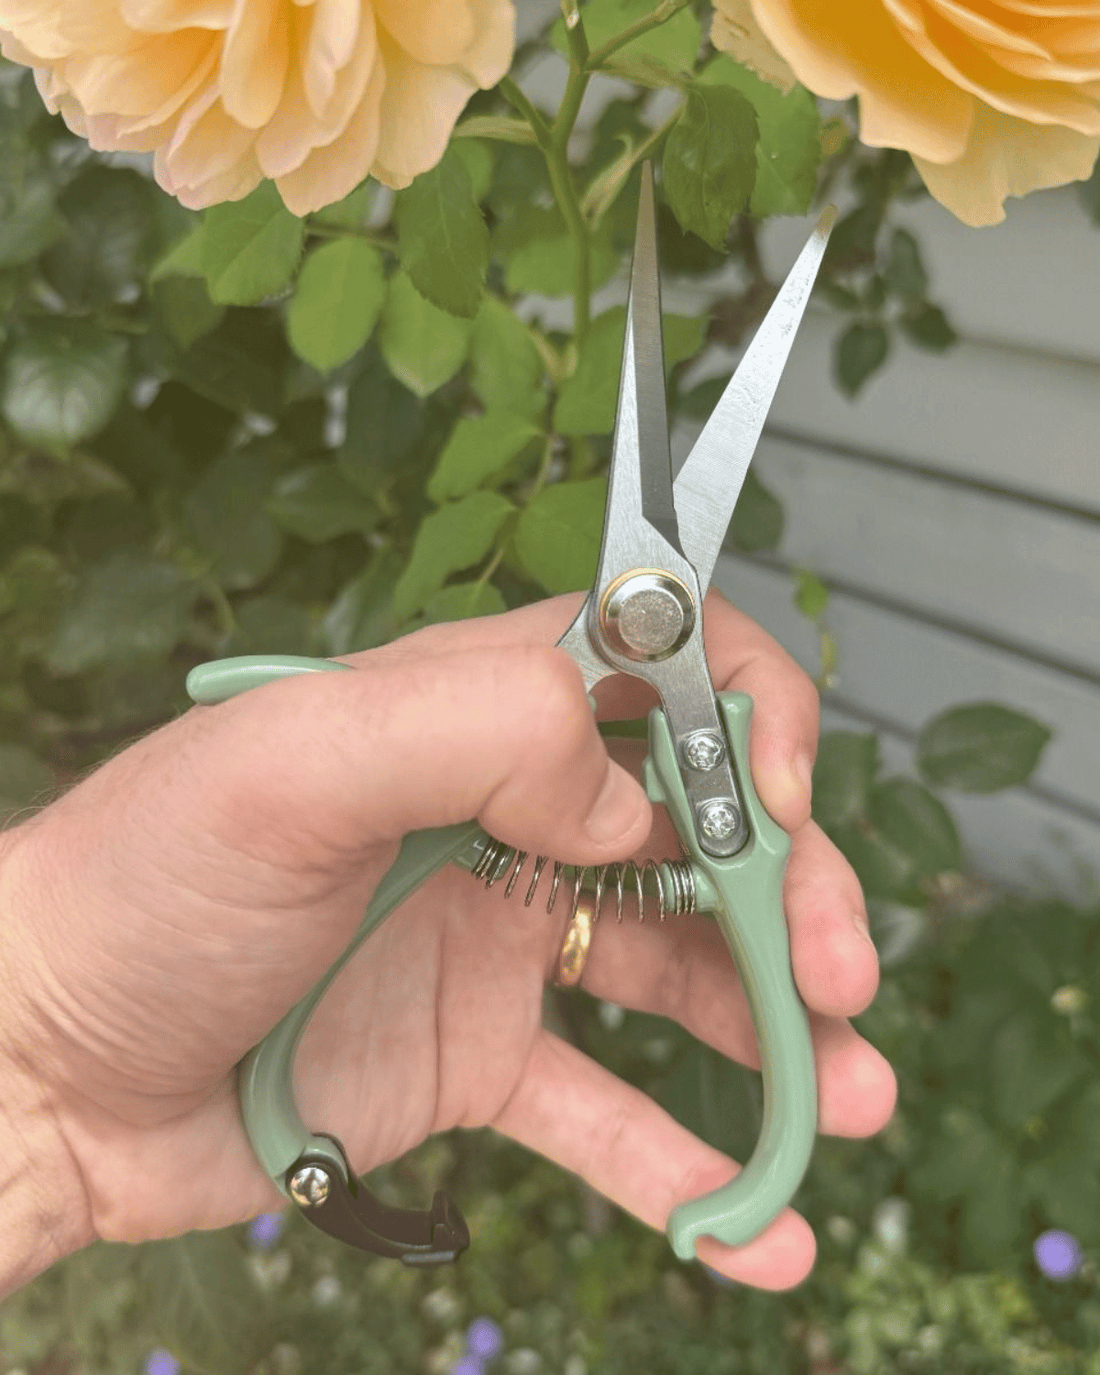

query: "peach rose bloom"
(0, 0), (514, 214)
(712, 0), (1100, 226)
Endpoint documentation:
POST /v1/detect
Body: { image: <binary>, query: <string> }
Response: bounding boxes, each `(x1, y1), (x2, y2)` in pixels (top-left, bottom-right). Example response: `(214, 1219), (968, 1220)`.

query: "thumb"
(181, 644), (652, 874)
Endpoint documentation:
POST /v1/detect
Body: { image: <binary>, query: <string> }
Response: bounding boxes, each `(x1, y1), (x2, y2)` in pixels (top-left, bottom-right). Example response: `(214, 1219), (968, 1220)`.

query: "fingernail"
(585, 765), (647, 844)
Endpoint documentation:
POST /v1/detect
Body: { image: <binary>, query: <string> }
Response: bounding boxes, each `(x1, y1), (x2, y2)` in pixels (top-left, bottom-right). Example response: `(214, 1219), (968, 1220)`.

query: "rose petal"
(302, 0), (362, 120)
(256, 1), (375, 177)
(276, 53), (384, 212)
(914, 100), (1100, 223)
(369, 25), (477, 187)
(747, 0), (973, 162)
(219, 0), (290, 128)
(373, 0), (474, 67)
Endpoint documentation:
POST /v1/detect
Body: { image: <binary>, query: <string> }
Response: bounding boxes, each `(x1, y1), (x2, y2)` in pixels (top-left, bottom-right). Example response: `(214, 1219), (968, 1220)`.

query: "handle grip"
(644, 692), (817, 1259)
(187, 660), (817, 1264)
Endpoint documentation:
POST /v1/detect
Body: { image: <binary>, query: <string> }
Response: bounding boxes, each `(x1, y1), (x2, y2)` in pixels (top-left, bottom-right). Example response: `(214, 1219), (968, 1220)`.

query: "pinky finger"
(494, 1028), (816, 1291)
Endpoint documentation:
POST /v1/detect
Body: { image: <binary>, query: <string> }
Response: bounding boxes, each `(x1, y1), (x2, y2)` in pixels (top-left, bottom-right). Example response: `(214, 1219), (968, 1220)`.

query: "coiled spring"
(471, 838), (696, 923)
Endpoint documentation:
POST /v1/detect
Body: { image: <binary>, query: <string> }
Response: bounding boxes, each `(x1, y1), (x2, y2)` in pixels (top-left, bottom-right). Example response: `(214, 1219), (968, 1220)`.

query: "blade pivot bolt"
(682, 731), (726, 772)
(599, 571), (694, 662)
(289, 1164), (331, 1207)
(697, 799), (742, 856)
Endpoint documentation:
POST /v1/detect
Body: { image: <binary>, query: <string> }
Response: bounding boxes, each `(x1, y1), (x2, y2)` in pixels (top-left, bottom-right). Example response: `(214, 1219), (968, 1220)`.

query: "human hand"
(0, 591), (894, 1295)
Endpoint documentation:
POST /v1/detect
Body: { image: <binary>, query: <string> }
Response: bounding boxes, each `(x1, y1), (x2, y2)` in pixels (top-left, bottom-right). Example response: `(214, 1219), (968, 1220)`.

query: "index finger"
(350, 591), (818, 835)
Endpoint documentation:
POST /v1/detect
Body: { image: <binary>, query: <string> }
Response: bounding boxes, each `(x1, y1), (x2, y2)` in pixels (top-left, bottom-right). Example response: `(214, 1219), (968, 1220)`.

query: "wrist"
(0, 826), (93, 1299)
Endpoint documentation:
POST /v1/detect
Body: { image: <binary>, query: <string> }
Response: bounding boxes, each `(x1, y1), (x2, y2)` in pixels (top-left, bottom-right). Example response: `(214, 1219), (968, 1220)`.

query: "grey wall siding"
(707, 192), (1100, 899)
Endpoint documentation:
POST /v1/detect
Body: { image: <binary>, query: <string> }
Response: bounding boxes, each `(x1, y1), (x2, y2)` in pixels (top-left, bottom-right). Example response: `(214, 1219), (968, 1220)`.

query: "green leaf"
(0, 448), (128, 506)
(152, 275), (225, 349)
(0, 546), (71, 657)
(991, 1013), (1090, 1128)
(0, 179), (64, 268)
(883, 227), (927, 302)
(470, 296), (544, 418)
(183, 446), (285, 590)
(43, 166), (157, 306)
(138, 1231), (266, 1375)
(266, 461), (379, 543)
(451, 138), (495, 203)
(901, 303), (957, 352)
(285, 237), (386, 371)
(339, 350), (424, 491)
(811, 731), (878, 830)
(46, 552), (198, 673)
(792, 568), (828, 620)
(917, 702), (1051, 792)
(834, 321), (889, 397)
(379, 271), (473, 397)
(420, 580), (507, 624)
(0, 744), (54, 819)
(867, 777), (961, 877)
(515, 478), (607, 594)
(393, 491), (513, 619)
(1, 324), (127, 453)
(428, 412), (542, 502)
(395, 148), (489, 319)
(726, 467), (784, 553)
(553, 0), (701, 71)
(505, 234), (620, 298)
(700, 58), (821, 218)
(201, 181), (304, 305)
(663, 85), (757, 250)
(151, 221), (207, 281)
(310, 179), (373, 229)
(554, 308), (705, 435)
(834, 822), (916, 899)
(322, 546), (404, 653)
(221, 595), (316, 657)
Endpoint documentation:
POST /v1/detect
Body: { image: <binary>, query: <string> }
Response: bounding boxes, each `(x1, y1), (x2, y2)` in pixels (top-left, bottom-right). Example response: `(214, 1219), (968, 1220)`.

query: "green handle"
(644, 692), (816, 1260)
(188, 660), (816, 1249)
(187, 655), (488, 1190)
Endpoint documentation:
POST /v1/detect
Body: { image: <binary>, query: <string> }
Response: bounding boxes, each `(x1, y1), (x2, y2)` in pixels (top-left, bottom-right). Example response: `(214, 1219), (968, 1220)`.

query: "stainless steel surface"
(681, 730), (726, 772)
(289, 1164), (331, 1207)
(599, 570), (694, 661)
(697, 798), (744, 857)
(555, 167), (835, 860)
(673, 204), (837, 600)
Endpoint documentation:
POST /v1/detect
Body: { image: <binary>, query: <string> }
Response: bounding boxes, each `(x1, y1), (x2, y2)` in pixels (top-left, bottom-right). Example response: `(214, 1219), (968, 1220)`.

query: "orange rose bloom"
(0, 0), (514, 214)
(712, 0), (1100, 226)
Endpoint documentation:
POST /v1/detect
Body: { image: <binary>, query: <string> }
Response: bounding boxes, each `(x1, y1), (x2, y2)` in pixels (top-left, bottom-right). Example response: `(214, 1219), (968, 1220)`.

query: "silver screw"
(698, 799), (740, 843)
(682, 731), (725, 772)
(289, 1164), (331, 1207)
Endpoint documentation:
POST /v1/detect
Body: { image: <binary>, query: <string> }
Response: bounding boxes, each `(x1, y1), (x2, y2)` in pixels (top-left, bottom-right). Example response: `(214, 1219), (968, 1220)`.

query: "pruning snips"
(186, 166), (835, 1268)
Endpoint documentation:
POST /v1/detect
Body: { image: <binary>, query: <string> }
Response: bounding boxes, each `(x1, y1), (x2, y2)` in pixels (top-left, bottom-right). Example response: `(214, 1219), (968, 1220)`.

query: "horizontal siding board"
(761, 187), (1100, 366)
(714, 553), (1100, 817)
(725, 431), (1100, 675)
(682, 314), (1100, 514)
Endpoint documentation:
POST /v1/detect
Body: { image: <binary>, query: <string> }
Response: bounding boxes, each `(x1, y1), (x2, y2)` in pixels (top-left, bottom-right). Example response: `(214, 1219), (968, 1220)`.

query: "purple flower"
(466, 1317), (503, 1360)
(145, 1351), (181, 1375)
(249, 1212), (285, 1249)
(450, 1360), (484, 1375)
(1035, 1230), (1082, 1280)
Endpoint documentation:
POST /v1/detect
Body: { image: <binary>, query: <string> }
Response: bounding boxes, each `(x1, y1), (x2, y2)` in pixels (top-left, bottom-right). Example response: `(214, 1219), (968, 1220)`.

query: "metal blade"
(673, 205), (836, 598)
(557, 161), (689, 691)
(603, 159), (683, 560)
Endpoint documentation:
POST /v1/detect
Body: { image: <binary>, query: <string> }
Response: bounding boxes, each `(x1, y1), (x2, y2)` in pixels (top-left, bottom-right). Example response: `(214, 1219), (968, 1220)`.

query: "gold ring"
(556, 893), (598, 987)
